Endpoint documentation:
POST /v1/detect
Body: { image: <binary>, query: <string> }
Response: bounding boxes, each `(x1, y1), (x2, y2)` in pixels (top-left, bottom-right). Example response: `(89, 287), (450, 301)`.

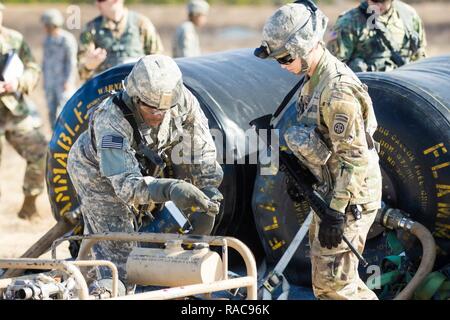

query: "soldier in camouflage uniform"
(0, 3), (47, 220)
(68, 54), (223, 296)
(327, 0), (426, 72)
(78, 0), (164, 81)
(41, 9), (78, 129)
(172, 0), (210, 58)
(255, 2), (382, 299)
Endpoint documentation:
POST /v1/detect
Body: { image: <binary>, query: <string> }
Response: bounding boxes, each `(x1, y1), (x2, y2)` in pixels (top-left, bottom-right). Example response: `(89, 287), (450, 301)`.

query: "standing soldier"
(0, 3), (47, 219)
(41, 9), (78, 130)
(172, 0), (210, 58)
(327, 0), (427, 72)
(254, 2), (382, 299)
(78, 0), (164, 81)
(67, 55), (223, 297)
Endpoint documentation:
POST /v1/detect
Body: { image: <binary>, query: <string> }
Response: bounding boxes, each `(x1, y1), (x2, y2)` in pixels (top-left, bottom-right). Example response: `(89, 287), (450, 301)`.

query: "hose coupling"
(377, 207), (415, 231)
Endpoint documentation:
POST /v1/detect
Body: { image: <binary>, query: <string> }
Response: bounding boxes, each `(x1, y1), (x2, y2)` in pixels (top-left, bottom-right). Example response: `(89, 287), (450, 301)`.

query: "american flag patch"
(101, 135), (124, 149)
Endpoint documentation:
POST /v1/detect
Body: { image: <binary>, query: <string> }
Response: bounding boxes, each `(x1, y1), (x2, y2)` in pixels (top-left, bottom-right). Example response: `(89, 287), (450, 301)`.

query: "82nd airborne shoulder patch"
(332, 113), (350, 137)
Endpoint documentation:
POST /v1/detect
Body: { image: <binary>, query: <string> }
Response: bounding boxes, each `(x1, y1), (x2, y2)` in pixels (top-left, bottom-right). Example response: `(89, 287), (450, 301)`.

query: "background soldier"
(78, 0), (164, 81)
(327, 0), (427, 72)
(255, 2), (382, 299)
(172, 0), (210, 58)
(67, 54), (223, 296)
(41, 9), (78, 130)
(0, 3), (47, 220)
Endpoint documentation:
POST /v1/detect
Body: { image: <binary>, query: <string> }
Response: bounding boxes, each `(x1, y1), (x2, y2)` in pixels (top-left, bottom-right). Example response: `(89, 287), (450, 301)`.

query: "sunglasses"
(96, 0), (108, 3)
(276, 54), (295, 65)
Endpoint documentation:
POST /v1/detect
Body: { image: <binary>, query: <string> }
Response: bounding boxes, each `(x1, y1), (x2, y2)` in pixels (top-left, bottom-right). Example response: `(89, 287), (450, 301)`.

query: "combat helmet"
(254, 0), (328, 65)
(124, 55), (183, 110)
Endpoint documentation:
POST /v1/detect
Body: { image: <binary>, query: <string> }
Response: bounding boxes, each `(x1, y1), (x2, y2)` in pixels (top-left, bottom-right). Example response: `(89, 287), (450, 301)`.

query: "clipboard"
(1, 50), (24, 83)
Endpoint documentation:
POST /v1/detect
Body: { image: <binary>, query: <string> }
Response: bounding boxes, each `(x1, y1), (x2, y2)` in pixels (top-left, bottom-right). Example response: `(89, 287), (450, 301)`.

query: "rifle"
(279, 150), (368, 267)
(250, 115), (368, 267)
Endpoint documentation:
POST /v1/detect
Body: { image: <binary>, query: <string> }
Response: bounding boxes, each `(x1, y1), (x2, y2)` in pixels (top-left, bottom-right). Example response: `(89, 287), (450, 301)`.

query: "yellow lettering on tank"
(53, 153), (67, 168)
(431, 162), (450, 179)
(86, 98), (100, 110)
(56, 138), (71, 152)
(59, 133), (73, 148)
(269, 238), (286, 251)
(434, 222), (450, 239)
(97, 82), (122, 95)
(424, 143), (448, 158)
(434, 203), (450, 239)
(56, 193), (70, 203)
(377, 126), (390, 137)
(74, 108), (84, 125)
(59, 203), (72, 215)
(437, 185), (450, 198)
(379, 140), (394, 153)
(437, 203), (450, 219)
(53, 175), (68, 184)
(64, 123), (76, 137)
(53, 168), (67, 175)
(54, 186), (68, 193)
(259, 204), (276, 212)
(264, 217), (279, 231)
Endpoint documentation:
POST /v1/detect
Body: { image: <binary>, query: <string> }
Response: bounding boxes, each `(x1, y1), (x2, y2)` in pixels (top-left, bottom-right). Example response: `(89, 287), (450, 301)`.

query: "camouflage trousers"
(0, 108), (47, 197)
(309, 208), (378, 300)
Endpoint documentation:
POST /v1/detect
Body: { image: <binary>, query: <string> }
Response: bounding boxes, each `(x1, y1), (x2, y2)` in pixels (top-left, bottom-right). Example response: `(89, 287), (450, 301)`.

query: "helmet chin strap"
(300, 57), (310, 74)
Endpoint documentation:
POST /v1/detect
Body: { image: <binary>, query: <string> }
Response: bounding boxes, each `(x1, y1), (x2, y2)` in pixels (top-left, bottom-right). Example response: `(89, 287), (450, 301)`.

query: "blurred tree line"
(2, 0), (447, 5)
(2, 0), (330, 5)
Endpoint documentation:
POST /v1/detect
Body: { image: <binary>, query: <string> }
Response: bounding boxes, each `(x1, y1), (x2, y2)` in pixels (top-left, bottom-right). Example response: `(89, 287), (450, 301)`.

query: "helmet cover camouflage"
(124, 55), (183, 110)
(261, 3), (328, 60)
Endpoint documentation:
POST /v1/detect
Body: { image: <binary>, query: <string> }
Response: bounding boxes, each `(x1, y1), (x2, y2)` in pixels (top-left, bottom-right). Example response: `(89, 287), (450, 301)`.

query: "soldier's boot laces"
(18, 195), (39, 220)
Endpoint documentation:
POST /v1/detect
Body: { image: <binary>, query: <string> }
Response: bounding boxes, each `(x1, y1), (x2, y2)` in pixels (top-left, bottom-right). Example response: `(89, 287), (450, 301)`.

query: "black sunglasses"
(276, 54), (295, 65)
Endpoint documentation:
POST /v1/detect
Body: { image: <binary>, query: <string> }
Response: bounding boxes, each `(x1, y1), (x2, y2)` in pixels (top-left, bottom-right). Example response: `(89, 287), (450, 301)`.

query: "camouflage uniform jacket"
(78, 9), (164, 81)
(327, 0), (426, 72)
(172, 21), (201, 58)
(0, 27), (40, 116)
(285, 49), (382, 214)
(69, 86), (223, 210)
(43, 29), (78, 93)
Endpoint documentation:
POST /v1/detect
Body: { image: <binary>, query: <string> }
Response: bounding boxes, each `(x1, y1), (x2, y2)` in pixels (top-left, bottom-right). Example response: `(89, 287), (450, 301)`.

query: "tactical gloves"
(148, 179), (223, 235)
(200, 186), (223, 217)
(189, 186), (223, 236)
(168, 181), (212, 212)
(318, 207), (346, 249)
(148, 178), (214, 213)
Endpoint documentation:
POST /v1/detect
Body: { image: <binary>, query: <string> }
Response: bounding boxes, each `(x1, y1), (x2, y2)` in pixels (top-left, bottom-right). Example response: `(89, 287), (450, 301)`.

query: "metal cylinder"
(126, 241), (223, 287)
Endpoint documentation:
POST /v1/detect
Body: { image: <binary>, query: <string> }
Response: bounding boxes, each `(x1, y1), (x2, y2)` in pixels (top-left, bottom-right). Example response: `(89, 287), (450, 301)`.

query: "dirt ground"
(1, 2), (449, 260)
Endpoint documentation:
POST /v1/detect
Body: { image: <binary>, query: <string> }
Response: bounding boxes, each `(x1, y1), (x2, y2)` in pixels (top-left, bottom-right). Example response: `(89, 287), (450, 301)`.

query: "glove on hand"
(148, 178), (210, 212)
(168, 181), (211, 212)
(200, 186), (223, 217)
(318, 207), (346, 249)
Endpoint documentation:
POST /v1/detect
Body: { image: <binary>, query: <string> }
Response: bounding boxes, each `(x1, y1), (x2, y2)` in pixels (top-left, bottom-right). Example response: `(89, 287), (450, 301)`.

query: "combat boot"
(17, 195), (39, 220)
